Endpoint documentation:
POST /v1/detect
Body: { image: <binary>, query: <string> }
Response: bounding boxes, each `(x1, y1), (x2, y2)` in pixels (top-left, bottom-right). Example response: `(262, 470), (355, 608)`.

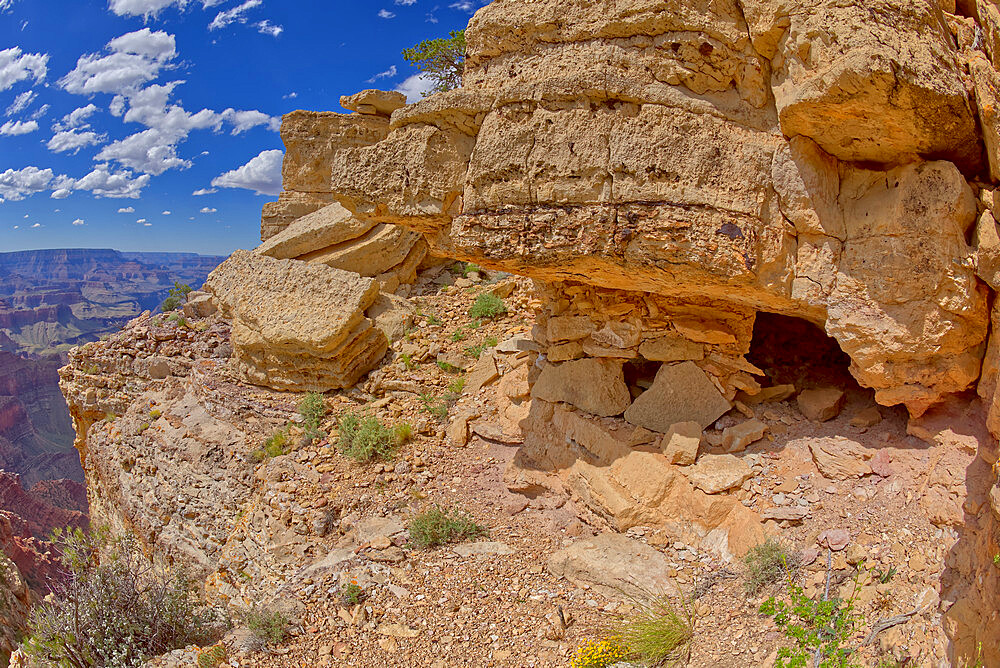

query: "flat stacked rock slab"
(205, 250), (387, 392)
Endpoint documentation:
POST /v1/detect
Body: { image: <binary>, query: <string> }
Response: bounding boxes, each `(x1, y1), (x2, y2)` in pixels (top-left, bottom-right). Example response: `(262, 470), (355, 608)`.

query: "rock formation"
(54, 0), (1000, 664)
(254, 0), (1000, 661)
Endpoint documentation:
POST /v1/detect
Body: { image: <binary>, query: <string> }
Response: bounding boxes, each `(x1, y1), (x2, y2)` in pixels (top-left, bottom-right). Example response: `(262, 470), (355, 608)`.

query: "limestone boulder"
(340, 89), (407, 117)
(532, 358), (630, 417)
(796, 388), (845, 422)
(547, 533), (678, 599)
(974, 209), (1000, 291)
(624, 362), (731, 432)
(748, 0), (979, 169)
(205, 250), (387, 391)
(684, 454), (753, 494)
(722, 419), (768, 453)
(256, 203), (378, 260)
(661, 421), (702, 465)
(806, 437), (871, 480)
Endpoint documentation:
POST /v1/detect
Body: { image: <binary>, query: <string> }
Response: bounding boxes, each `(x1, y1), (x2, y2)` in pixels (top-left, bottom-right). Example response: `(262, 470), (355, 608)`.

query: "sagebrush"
(408, 505), (486, 548)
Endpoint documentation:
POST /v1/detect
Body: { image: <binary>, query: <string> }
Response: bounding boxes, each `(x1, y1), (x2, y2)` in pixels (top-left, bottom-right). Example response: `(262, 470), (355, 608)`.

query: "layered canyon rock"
(204, 250), (387, 392)
(260, 0), (1000, 660)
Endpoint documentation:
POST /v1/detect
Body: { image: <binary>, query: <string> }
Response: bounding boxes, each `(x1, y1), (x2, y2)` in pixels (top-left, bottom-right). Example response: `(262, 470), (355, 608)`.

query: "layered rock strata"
(204, 250), (388, 392)
(262, 0), (1000, 661)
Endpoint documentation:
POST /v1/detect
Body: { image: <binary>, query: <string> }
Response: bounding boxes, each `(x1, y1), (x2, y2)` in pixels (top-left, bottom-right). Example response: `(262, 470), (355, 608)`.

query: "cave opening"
(746, 312), (859, 393)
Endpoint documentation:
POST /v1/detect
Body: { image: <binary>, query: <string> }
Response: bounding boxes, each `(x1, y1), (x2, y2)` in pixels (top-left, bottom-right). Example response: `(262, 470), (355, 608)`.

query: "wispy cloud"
(378, 8), (396, 18)
(367, 65), (397, 83)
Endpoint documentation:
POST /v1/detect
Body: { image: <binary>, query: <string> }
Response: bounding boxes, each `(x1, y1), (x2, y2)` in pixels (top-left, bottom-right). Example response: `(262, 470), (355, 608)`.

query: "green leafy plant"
(426, 313), (443, 326)
(22, 527), (225, 667)
(339, 581), (365, 606)
(337, 412), (397, 463)
(394, 422), (414, 445)
(401, 30), (466, 95)
(137, 422), (150, 434)
(160, 281), (193, 312)
(743, 539), (800, 595)
(468, 293), (506, 320)
(148, 409), (162, 420)
(407, 505), (486, 549)
(297, 392), (327, 440)
(400, 352), (417, 370)
(238, 605), (289, 649)
(251, 429), (289, 461)
(447, 377), (466, 395)
(196, 644), (227, 668)
(873, 566), (897, 584)
(759, 568), (866, 668)
(103, 412), (117, 423)
(614, 595), (694, 666)
(419, 392), (450, 421)
(437, 360), (459, 373)
(450, 329), (467, 342)
(465, 336), (499, 359)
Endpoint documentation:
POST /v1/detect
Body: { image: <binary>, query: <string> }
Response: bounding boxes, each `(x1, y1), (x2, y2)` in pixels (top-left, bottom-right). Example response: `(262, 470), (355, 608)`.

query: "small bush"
(297, 392), (326, 439)
(339, 581), (364, 606)
(570, 637), (631, 668)
(447, 377), (466, 395)
(338, 412), (396, 463)
(419, 393), (449, 421)
(743, 539), (799, 595)
(614, 595), (694, 666)
(264, 430), (289, 458)
(239, 606), (289, 649)
(465, 336), (499, 359)
(160, 281), (193, 312)
(468, 293), (506, 320)
(22, 528), (225, 667)
(149, 409), (162, 420)
(400, 352), (417, 370)
(394, 422), (413, 445)
(408, 505), (486, 549)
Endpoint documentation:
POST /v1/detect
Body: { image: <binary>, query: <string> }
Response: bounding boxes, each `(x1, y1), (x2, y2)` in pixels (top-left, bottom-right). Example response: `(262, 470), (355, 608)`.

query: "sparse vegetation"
(426, 313), (443, 326)
(239, 605), (289, 649)
(451, 261), (482, 278)
(137, 422), (150, 434)
(196, 644), (227, 668)
(251, 429), (289, 462)
(465, 336), (498, 359)
(407, 505), (486, 549)
(394, 422), (414, 445)
(103, 411), (117, 423)
(614, 595), (694, 666)
(337, 412), (397, 463)
(297, 392), (327, 439)
(468, 293), (507, 320)
(451, 329), (467, 342)
(400, 352), (417, 370)
(743, 539), (799, 595)
(419, 392), (450, 421)
(570, 637), (631, 668)
(160, 281), (193, 312)
(21, 528), (225, 667)
(401, 30), (466, 95)
(437, 360), (459, 373)
(339, 581), (365, 606)
(759, 568), (867, 668)
(447, 377), (466, 395)
(149, 408), (162, 420)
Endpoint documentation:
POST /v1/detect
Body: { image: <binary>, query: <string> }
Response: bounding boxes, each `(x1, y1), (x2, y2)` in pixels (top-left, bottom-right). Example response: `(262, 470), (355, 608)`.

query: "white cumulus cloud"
(73, 163), (150, 198)
(72, 218), (85, 225)
(211, 148), (282, 195)
(0, 119), (38, 135)
(60, 28), (176, 95)
(95, 128), (190, 175)
(48, 128), (105, 154)
(395, 73), (435, 102)
(161, 210), (171, 214)
(0, 166), (59, 200)
(118, 206), (135, 212)
(192, 187), (216, 195)
(0, 47), (48, 92)
(199, 206), (217, 213)
(61, 103), (99, 128)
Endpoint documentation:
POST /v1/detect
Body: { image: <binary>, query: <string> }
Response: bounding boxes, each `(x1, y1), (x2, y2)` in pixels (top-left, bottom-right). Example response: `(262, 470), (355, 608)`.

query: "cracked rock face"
(285, 0), (994, 419)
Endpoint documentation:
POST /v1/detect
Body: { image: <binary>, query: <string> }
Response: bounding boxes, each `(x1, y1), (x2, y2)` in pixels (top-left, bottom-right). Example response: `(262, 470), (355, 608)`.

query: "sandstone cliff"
(55, 0), (1000, 665)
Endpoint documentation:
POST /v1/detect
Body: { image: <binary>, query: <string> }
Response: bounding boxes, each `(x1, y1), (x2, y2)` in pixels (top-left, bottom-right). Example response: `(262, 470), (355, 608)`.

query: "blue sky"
(0, 0), (483, 256)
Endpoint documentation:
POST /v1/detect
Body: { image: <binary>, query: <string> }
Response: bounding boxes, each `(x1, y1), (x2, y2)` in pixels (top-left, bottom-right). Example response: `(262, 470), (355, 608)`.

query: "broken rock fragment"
(624, 361), (731, 431)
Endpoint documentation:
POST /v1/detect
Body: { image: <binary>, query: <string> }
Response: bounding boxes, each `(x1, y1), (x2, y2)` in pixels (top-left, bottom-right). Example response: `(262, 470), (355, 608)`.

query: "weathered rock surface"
(625, 362), (732, 431)
(205, 250), (387, 392)
(547, 533), (678, 599)
(533, 358), (630, 417)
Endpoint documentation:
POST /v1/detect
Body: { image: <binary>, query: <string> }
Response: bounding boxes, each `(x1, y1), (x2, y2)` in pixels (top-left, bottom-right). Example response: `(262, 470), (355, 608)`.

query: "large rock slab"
(205, 250), (387, 391)
(684, 454), (753, 494)
(547, 533), (678, 599)
(625, 362), (731, 431)
(256, 203), (378, 260)
(806, 437), (871, 480)
(533, 358), (630, 417)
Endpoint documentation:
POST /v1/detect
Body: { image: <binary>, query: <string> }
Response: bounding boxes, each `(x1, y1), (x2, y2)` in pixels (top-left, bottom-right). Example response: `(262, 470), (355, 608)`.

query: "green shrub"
(447, 377), (466, 395)
(468, 293), (506, 319)
(160, 281), (193, 312)
(407, 505), (486, 549)
(419, 393), (449, 421)
(759, 569), (867, 668)
(400, 352), (417, 370)
(437, 360), (459, 373)
(613, 595), (693, 666)
(297, 392), (326, 439)
(426, 313), (443, 326)
(264, 429), (289, 457)
(22, 528), (225, 667)
(743, 539), (799, 595)
(450, 329), (466, 342)
(149, 409), (162, 420)
(338, 412), (397, 463)
(394, 422), (414, 445)
(465, 336), (499, 359)
(339, 582), (365, 606)
(239, 605), (289, 649)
